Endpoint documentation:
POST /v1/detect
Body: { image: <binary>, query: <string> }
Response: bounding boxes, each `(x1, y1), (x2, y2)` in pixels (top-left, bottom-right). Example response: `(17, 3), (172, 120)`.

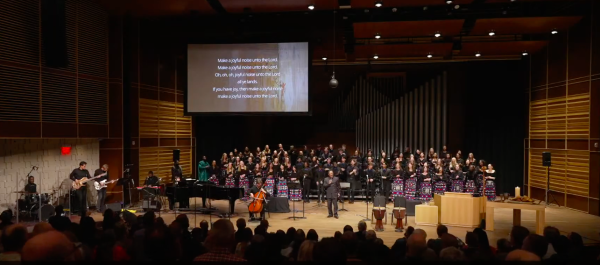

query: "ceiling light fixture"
(427, 54), (433, 58)
(434, 32), (441, 38)
(454, 5), (460, 9)
(551, 29), (558, 34)
(322, 57), (327, 60)
(375, 33), (381, 39)
(475, 52), (481, 57)
(522, 51), (528, 56)
(308, 5), (315, 10)
(375, 1), (383, 7)
(489, 31), (495, 36)
(373, 55), (379, 59)
(446, 0), (453, 4)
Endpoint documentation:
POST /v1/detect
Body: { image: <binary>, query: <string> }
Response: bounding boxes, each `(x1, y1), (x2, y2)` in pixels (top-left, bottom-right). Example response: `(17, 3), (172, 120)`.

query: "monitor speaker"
(41, 0), (69, 68)
(542, 152), (551, 167)
(173, 149), (180, 162)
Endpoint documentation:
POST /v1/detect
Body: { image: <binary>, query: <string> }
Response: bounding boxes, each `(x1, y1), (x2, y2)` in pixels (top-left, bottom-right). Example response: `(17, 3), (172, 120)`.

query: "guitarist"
(70, 161), (91, 217)
(94, 164), (109, 213)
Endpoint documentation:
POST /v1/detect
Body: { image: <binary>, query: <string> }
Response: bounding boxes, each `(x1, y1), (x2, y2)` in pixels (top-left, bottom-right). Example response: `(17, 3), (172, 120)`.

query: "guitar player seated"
(94, 164), (109, 213)
(70, 161), (92, 217)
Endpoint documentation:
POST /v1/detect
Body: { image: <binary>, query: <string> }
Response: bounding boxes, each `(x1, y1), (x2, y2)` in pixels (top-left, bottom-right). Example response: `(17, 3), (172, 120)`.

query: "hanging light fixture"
(330, 11), (338, 88)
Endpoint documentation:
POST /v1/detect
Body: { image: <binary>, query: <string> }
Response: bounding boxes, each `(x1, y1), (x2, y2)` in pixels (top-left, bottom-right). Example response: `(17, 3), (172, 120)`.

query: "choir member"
(380, 152), (391, 167)
(316, 164), (327, 203)
(418, 153), (428, 169)
(238, 161), (250, 200)
(209, 160), (220, 185)
(415, 149), (422, 161)
(225, 163), (235, 187)
(255, 147), (262, 157)
(451, 164), (465, 192)
(338, 157), (347, 181)
(278, 143), (285, 154)
(364, 163), (377, 202)
(364, 150), (374, 164)
(243, 147), (250, 157)
(221, 153), (229, 166)
(301, 161), (313, 202)
(440, 146), (449, 160)
(350, 150), (361, 165)
(403, 147), (412, 161)
(346, 159), (359, 204)
(428, 148), (435, 161)
(297, 151), (305, 163)
(247, 157), (255, 171)
(379, 163), (392, 201)
(467, 153), (476, 166)
(465, 165), (478, 195)
(391, 163), (405, 198)
(289, 166), (302, 201)
(433, 166), (446, 196)
(419, 164), (433, 201)
(444, 153), (452, 167)
(324, 158), (334, 173)
(404, 163), (418, 200)
(277, 164), (288, 198)
(477, 159), (487, 195)
(456, 153), (465, 171)
(264, 145), (271, 161)
(392, 147), (401, 160)
(484, 164), (497, 201)
(341, 144), (348, 156)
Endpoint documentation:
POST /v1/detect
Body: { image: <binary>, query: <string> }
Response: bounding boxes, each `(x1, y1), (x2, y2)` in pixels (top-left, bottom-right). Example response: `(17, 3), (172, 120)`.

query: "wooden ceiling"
(353, 20), (465, 39)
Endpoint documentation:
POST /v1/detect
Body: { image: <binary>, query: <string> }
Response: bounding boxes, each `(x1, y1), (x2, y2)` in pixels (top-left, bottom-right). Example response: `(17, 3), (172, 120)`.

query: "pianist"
(144, 171), (160, 186)
(248, 178), (270, 221)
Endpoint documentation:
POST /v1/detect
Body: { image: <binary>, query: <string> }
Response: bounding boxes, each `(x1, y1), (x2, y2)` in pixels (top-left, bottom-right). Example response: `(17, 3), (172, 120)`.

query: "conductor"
(323, 170), (341, 219)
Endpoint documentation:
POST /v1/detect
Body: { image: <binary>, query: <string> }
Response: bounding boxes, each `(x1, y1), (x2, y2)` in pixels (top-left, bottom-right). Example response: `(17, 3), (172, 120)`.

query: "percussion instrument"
(419, 182), (432, 201)
(465, 180), (476, 194)
(372, 207), (386, 232)
(404, 177), (418, 200)
(39, 193), (50, 204)
(451, 180), (464, 193)
(392, 207), (406, 232)
(277, 179), (288, 198)
(434, 181), (446, 195)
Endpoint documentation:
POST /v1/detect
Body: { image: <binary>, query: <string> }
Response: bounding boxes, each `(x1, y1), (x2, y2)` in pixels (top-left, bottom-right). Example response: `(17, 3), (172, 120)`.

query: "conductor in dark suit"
(323, 170), (341, 219)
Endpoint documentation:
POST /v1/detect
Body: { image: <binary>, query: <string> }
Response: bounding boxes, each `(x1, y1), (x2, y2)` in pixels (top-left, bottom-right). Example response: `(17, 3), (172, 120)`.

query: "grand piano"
(165, 180), (244, 215)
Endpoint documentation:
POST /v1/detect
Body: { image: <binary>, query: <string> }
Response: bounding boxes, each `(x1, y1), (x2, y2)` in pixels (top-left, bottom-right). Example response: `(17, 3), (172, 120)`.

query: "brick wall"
(0, 139), (99, 209)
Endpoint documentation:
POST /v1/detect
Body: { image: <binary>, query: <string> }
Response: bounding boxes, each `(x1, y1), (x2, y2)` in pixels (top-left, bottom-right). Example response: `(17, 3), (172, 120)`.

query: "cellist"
(248, 178), (270, 221)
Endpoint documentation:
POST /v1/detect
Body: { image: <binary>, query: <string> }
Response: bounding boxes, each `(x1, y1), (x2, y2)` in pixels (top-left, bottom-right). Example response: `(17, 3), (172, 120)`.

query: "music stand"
(287, 181), (306, 220)
(339, 182), (350, 212)
(116, 177), (131, 210)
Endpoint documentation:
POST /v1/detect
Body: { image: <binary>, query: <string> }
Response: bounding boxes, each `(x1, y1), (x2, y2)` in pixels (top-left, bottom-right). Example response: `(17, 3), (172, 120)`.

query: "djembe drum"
(372, 207), (386, 232)
(393, 207), (406, 232)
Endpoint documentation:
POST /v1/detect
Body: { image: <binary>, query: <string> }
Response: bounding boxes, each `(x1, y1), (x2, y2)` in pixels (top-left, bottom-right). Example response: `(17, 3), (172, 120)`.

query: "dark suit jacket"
(322, 176), (340, 199)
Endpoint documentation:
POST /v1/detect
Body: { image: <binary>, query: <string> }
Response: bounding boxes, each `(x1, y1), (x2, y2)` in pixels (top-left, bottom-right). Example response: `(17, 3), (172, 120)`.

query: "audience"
(0, 206), (595, 262)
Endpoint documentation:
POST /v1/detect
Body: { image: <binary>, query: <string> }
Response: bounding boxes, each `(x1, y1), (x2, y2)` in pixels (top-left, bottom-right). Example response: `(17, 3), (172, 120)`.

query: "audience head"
(343, 225), (353, 233)
(366, 230), (377, 242)
(465, 231), (479, 248)
(568, 232), (583, 248)
(334, 231), (342, 240)
(2, 224), (28, 253)
(307, 229), (318, 241)
(204, 219), (235, 249)
(200, 220), (209, 230)
(260, 219), (269, 229)
(297, 240), (316, 261)
(286, 227), (297, 244)
(407, 229), (427, 257)
(436, 224), (448, 237)
(295, 229), (306, 242)
(506, 249), (541, 261)
(254, 225), (267, 236)
(22, 231), (81, 261)
(473, 228), (491, 250)
(313, 238), (346, 262)
(496, 238), (512, 254)
(0, 210), (12, 224)
(441, 233), (459, 249)
(175, 214), (189, 229)
(510, 225), (530, 249)
(440, 247), (464, 261)
(143, 210), (156, 228)
(32, 222), (54, 237)
(357, 220), (367, 232)
(522, 234), (548, 259)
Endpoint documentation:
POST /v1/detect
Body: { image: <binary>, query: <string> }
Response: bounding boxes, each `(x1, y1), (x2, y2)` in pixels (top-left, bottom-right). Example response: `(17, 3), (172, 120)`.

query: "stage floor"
(67, 199), (598, 247)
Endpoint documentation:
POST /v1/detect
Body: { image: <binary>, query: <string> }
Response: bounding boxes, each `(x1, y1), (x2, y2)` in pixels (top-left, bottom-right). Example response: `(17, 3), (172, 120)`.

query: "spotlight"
(375, 1), (382, 7)
(427, 54), (433, 58)
(392, 7), (397, 12)
(454, 4), (460, 9)
(475, 53), (481, 57)
(434, 32), (441, 38)
(322, 57), (327, 60)
(489, 31), (495, 36)
(373, 55), (379, 59)
(551, 29), (558, 34)
(446, 0), (453, 4)
(375, 33), (381, 39)
(522, 52), (528, 56)
(308, 5), (315, 10)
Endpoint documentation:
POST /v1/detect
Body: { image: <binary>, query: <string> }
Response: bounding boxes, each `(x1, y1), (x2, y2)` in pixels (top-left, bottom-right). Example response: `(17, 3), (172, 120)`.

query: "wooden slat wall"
(0, 0), (109, 138)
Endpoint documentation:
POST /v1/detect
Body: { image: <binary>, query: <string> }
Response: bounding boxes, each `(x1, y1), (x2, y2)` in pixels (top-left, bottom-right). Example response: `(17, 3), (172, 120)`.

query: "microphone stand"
(362, 174), (371, 221)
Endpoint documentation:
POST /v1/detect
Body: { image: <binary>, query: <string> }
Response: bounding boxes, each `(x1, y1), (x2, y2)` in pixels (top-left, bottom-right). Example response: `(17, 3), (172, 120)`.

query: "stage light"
(373, 55), (379, 59)
(308, 5), (315, 10)
(522, 52), (528, 56)
(61, 145), (72, 155)
(375, 33), (381, 39)
(475, 53), (481, 57)
(489, 31), (495, 36)
(375, 1), (382, 7)
(330, 72), (338, 88)
(434, 32), (441, 38)
(322, 57), (327, 60)
(446, 0), (453, 4)
(551, 29), (558, 34)
(427, 54), (433, 58)
(454, 5), (460, 9)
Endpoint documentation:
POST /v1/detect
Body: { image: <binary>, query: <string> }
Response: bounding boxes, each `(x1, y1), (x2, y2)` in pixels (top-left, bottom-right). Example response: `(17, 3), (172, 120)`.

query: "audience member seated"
(48, 205), (71, 232)
(194, 219), (245, 262)
(0, 224), (27, 261)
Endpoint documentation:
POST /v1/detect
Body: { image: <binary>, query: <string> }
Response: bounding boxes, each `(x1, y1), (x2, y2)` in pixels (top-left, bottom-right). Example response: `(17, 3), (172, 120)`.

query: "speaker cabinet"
(542, 152), (551, 167)
(41, 0), (69, 68)
(173, 149), (180, 162)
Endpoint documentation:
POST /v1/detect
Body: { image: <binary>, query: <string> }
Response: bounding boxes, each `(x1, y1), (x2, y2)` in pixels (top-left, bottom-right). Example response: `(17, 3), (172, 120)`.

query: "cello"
(248, 187), (267, 214)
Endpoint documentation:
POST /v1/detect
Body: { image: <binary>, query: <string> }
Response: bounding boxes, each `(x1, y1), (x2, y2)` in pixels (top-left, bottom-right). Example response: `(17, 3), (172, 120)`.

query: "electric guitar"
(94, 179), (118, 190)
(72, 173), (106, 190)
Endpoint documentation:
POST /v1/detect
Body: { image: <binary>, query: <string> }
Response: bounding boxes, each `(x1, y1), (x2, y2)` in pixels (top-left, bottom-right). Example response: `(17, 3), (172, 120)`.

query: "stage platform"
(39, 199), (600, 247)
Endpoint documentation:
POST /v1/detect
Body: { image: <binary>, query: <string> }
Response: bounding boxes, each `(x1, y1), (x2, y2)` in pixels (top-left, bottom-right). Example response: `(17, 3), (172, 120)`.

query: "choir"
(200, 144), (498, 203)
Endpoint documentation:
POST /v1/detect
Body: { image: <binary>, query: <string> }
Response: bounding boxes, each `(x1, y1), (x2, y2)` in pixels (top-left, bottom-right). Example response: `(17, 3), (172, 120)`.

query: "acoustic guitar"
(72, 173), (106, 190)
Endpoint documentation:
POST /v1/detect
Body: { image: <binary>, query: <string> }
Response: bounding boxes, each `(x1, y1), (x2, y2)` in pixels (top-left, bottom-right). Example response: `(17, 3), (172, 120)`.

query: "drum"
(393, 207), (406, 231)
(372, 207), (386, 232)
(465, 180), (476, 194)
(277, 179), (289, 198)
(25, 194), (39, 206)
(265, 178), (275, 195)
(40, 204), (55, 221)
(419, 182), (432, 201)
(40, 193), (50, 204)
(239, 176), (250, 200)
(392, 178), (404, 199)
(225, 177), (236, 188)
(484, 180), (496, 201)
(16, 199), (27, 212)
(434, 181), (446, 195)
(451, 179), (464, 193)
(404, 177), (418, 200)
